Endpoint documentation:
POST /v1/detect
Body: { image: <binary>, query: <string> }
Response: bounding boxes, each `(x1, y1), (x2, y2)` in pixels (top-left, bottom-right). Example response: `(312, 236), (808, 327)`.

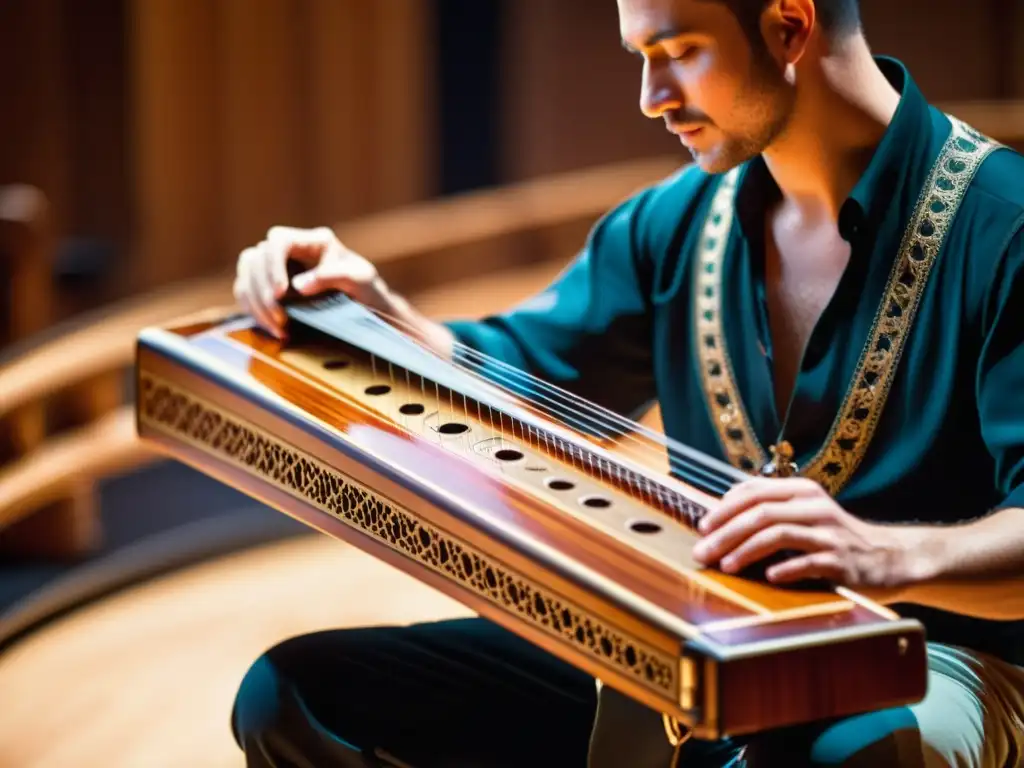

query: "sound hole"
(365, 385), (391, 396)
(629, 520), (662, 535)
(323, 359), (350, 370)
(400, 403), (425, 415)
(581, 496), (612, 509)
(494, 449), (524, 462)
(546, 479), (575, 491)
(438, 422), (470, 435)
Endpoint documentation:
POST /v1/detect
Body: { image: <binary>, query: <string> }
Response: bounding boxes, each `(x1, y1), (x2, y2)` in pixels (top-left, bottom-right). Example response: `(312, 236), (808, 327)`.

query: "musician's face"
(618, 0), (797, 173)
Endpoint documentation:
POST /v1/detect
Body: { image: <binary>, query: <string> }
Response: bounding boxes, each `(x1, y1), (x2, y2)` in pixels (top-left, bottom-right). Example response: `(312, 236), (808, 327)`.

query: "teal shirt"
(447, 58), (1024, 664)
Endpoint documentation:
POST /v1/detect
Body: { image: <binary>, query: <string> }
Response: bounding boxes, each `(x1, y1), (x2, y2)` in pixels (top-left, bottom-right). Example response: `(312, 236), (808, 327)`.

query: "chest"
(763, 219), (852, 410)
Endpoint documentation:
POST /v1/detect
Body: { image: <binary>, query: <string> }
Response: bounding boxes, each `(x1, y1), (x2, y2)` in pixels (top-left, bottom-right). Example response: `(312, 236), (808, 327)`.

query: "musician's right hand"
(233, 225), (455, 357)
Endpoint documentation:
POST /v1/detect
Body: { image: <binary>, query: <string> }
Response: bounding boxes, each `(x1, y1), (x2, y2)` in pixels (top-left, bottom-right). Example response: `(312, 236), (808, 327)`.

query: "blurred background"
(0, 1), (1022, 766)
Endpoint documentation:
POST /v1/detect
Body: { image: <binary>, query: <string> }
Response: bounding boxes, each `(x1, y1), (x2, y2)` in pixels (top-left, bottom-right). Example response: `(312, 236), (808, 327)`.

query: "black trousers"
(231, 617), (604, 767)
(230, 616), (929, 768)
(230, 616), (755, 767)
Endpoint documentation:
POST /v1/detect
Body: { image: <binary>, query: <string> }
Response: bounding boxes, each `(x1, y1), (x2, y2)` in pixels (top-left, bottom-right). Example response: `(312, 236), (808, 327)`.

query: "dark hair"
(721, 0), (861, 38)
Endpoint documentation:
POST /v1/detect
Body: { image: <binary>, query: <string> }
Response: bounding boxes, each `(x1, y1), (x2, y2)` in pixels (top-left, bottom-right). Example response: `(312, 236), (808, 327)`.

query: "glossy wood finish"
(135, 311), (928, 738)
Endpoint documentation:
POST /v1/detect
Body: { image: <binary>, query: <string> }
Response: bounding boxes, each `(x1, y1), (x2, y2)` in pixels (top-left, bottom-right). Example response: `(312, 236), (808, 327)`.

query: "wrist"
(890, 523), (954, 586)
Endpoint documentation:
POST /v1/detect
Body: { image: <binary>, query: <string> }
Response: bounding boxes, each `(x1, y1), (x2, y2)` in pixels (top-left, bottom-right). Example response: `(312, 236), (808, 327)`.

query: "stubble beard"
(693, 47), (794, 174)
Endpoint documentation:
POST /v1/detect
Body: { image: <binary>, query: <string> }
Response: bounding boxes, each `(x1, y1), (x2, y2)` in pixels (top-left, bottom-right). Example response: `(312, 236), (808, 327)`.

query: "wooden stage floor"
(0, 535), (473, 768)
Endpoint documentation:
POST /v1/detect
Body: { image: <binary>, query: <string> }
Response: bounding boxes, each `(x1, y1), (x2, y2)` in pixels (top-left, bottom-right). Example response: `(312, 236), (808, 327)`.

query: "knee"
(745, 707), (923, 768)
(809, 707), (922, 767)
(231, 654), (284, 748)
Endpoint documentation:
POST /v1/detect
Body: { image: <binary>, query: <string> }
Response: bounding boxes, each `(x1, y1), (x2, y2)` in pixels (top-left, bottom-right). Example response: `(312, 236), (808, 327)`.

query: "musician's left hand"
(691, 477), (930, 590)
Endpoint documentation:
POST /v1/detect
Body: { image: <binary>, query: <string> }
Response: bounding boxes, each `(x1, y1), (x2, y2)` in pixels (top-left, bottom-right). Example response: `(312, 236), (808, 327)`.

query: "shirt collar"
(734, 56), (935, 246)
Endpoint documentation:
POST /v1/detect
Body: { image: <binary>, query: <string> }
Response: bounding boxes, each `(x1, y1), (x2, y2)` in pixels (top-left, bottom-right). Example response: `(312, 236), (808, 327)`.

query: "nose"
(639, 60), (683, 119)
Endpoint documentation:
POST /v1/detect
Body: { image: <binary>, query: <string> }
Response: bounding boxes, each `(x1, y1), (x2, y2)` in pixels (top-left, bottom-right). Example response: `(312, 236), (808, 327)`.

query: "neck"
(761, 36), (901, 224)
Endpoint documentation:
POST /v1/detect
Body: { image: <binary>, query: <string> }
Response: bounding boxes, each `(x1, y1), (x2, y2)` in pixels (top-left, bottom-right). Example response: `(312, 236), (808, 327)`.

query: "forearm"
(874, 507), (1024, 620)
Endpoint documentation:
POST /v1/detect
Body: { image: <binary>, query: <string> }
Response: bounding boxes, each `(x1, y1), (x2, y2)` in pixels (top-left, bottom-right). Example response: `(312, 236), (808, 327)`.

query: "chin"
(688, 148), (740, 175)
(687, 139), (760, 175)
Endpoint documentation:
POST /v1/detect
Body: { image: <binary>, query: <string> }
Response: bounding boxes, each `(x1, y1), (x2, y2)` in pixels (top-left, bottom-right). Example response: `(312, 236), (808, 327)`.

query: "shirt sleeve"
(444, 187), (663, 431)
(977, 220), (1024, 510)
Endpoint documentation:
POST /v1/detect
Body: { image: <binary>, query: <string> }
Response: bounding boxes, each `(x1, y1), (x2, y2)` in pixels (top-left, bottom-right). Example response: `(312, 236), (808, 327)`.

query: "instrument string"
(291, 296), (743, 504)
(329, 300), (657, 459)
(364, 304), (738, 504)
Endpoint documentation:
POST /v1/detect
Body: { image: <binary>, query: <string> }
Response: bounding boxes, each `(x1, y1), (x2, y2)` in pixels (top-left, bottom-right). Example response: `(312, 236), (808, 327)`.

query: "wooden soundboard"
(134, 305), (928, 740)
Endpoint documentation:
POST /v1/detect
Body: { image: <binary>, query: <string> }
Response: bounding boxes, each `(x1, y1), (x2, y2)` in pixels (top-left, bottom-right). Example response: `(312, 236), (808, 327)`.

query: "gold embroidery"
(693, 167), (766, 474)
(694, 117), (1001, 495)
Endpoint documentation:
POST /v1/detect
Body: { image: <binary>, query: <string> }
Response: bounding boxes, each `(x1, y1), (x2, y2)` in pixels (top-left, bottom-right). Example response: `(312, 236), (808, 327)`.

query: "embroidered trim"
(693, 117), (1001, 495)
(693, 168), (765, 474)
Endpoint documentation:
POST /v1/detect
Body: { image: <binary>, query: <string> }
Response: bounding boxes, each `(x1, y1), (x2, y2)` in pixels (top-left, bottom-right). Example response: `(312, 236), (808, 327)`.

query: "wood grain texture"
(0, 535), (472, 768)
(125, 0), (438, 291)
(134, 311), (929, 736)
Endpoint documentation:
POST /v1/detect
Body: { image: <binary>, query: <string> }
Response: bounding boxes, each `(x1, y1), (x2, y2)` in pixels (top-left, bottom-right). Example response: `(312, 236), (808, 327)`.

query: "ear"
(761, 0), (815, 65)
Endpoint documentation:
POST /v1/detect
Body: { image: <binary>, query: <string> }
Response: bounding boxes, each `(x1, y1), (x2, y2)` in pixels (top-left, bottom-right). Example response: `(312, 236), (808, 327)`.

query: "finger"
(233, 278), (255, 323)
(241, 246), (283, 337)
(692, 499), (835, 565)
(717, 523), (837, 575)
(245, 247), (281, 335)
(267, 225), (335, 268)
(700, 476), (823, 534)
(268, 243), (291, 299)
(291, 265), (359, 297)
(766, 551), (845, 585)
(291, 245), (375, 299)
(267, 224), (334, 247)
(249, 242), (287, 329)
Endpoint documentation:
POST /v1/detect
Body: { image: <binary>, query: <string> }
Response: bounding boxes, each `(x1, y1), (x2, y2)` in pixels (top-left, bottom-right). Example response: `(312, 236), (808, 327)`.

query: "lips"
(672, 126), (705, 146)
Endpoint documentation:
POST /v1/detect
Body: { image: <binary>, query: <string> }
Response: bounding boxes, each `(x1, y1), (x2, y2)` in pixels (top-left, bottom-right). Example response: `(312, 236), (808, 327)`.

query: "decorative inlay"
(136, 373), (680, 700)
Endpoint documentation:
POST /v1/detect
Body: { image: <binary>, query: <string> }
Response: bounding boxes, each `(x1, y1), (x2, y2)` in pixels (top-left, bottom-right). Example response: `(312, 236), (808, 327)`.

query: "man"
(229, 0), (1024, 765)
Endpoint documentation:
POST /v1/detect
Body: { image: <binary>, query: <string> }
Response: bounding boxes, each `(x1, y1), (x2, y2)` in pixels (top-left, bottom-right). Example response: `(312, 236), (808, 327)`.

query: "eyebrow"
(621, 27), (693, 53)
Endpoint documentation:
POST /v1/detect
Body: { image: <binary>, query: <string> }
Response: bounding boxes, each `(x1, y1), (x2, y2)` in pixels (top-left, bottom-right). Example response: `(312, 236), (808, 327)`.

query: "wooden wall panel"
(126, 0), (437, 293)
(499, 0), (678, 183)
(859, 0), (1006, 101)
(1009, 0), (1024, 97)
(217, 0), (310, 258)
(0, 1), (72, 237)
(305, 1), (376, 224)
(0, 0), (129, 286)
(367, 0), (438, 211)
(62, 0), (129, 251)
(303, 0), (437, 222)
(127, 0), (222, 289)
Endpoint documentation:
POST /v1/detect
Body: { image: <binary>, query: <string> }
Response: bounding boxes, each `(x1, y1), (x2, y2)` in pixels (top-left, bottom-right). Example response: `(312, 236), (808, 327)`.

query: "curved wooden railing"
(0, 154), (684, 556)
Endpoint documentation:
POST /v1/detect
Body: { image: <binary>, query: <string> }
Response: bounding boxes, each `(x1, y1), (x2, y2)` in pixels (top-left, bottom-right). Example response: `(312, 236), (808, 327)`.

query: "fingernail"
(292, 272), (312, 291)
(692, 541), (707, 560)
(721, 556), (736, 572)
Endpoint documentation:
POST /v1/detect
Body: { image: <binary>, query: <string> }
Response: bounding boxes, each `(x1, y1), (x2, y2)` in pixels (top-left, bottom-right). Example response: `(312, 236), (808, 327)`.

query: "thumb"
(292, 264), (356, 296)
(291, 267), (325, 295)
